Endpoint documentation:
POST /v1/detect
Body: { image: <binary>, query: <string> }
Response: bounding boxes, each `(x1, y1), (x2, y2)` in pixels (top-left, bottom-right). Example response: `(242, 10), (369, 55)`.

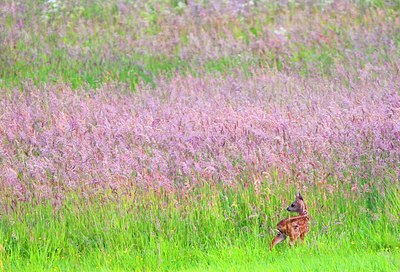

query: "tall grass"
(1, 180), (399, 271)
(1, 65), (399, 200)
(1, 0), (399, 271)
(1, 1), (399, 88)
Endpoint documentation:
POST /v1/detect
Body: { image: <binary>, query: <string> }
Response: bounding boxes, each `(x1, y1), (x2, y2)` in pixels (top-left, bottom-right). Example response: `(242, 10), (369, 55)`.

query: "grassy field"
(1, 182), (399, 271)
(2, 0), (399, 89)
(1, 0), (400, 271)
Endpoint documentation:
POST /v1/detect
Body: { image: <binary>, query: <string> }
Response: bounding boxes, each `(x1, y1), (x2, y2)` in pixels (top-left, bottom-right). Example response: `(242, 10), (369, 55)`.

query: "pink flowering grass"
(1, 2), (399, 270)
(1, 64), (399, 200)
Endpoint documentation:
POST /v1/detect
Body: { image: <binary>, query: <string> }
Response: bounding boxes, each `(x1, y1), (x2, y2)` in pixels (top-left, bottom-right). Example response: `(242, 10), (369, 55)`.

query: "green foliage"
(1, 1), (399, 270)
(0, 180), (399, 271)
(1, 0), (398, 89)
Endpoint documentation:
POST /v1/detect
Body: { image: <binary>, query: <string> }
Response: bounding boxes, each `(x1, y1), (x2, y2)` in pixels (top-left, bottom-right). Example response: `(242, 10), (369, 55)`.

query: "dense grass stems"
(1, 67), (399, 198)
(1, 1), (399, 88)
(0, 0), (399, 271)
(1, 184), (399, 271)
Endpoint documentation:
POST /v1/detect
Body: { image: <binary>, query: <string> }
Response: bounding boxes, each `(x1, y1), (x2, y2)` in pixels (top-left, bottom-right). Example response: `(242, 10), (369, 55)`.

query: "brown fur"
(270, 193), (310, 250)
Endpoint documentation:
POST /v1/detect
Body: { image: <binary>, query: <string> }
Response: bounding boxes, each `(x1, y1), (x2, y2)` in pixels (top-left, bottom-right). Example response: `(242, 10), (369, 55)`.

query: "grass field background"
(1, 0), (400, 271)
(1, 183), (399, 271)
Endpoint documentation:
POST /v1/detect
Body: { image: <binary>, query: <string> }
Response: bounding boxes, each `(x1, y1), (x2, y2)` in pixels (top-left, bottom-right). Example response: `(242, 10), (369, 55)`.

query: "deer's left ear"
(297, 192), (303, 200)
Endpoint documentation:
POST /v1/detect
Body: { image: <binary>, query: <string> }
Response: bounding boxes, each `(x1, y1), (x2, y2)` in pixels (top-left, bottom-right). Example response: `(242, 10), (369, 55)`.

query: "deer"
(270, 192), (310, 250)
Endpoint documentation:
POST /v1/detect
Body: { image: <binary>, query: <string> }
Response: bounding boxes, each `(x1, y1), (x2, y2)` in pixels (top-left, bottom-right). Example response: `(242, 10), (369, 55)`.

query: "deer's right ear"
(297, 192), (303, 200)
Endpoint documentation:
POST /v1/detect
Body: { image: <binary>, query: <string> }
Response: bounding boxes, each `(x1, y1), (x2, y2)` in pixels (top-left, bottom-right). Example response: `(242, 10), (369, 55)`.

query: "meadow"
(0, 0), (399, 271)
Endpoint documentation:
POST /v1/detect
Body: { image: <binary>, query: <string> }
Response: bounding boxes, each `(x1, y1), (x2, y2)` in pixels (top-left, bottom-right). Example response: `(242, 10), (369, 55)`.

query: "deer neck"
(298, 202), (308, 216)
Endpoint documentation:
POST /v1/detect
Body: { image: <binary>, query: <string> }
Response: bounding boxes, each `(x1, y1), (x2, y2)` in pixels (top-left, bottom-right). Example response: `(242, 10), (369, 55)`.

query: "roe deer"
(270, 192), (310, 250)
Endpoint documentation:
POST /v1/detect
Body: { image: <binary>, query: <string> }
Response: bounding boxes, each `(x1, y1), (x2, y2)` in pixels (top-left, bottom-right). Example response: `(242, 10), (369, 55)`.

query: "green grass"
(1, 1), (400, 271)
(0, 45), (356, 90)
(1, 1), (399, 90)
(0, 48), (263, 90)
(1, 180), (399, 271)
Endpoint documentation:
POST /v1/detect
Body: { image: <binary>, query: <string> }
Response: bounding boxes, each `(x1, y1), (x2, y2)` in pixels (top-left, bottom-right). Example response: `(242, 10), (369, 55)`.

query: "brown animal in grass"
(270, 193), (310, 250)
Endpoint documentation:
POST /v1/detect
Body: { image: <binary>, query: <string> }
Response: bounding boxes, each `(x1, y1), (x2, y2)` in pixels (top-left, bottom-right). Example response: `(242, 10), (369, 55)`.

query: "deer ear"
(297, 192), (303, 200)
